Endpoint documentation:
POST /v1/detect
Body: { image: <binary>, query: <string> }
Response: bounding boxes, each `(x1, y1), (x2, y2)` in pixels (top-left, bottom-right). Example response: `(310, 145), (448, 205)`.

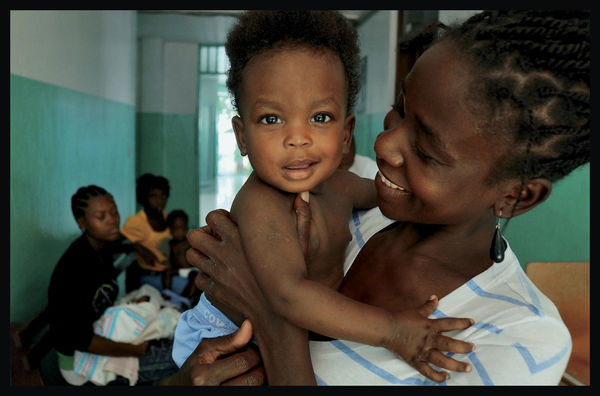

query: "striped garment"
(310, 208), (571, 385)
(74, 306), (148, 385)
(73, 284), (181, 385)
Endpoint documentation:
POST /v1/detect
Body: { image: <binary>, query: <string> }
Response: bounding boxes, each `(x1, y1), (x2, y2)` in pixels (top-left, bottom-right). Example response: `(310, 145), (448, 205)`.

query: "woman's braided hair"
(225, 10), (361, 114)
(442, 10), (590, 183)
(71, 185), (112, 221)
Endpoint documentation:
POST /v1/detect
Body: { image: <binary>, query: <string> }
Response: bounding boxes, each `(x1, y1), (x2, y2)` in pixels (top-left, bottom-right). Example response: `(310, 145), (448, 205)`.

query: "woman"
(176, 10), (590, 385)
(121, 173), (172, 292)
(47, 185), (178, 385)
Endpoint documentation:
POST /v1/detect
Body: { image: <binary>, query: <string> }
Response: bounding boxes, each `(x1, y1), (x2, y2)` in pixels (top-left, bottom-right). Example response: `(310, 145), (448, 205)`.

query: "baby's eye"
(311, 113), (331, 123)
(260, 115), (282, 124)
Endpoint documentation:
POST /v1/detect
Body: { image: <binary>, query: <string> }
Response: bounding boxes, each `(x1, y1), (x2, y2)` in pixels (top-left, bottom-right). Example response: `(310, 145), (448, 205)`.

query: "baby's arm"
(230, 179), (473, 381)
(332, 168), (377, 210)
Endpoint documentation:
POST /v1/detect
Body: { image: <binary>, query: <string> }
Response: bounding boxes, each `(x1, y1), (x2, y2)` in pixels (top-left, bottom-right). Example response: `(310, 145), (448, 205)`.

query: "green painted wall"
(354, 111), (590, 269)
(10, 74), (136, 323)
(135, 112), (199, 229)
(506, 163), (590, 267)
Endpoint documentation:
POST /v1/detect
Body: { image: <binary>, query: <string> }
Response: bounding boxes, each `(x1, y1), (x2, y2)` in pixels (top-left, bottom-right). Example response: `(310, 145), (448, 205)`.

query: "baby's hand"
(383, 295), (475, 382)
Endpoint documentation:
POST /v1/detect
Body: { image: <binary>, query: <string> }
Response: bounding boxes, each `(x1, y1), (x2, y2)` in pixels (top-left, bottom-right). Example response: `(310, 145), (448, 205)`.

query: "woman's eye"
(260, 115), (281, 124)
(311, 113), (331, 123)
(413, 142), (433, 162)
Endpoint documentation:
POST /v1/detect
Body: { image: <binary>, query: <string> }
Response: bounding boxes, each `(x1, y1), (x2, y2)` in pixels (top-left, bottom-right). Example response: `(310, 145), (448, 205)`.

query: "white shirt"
(348, 154), (379, 179)
(310, 207), (571, 385)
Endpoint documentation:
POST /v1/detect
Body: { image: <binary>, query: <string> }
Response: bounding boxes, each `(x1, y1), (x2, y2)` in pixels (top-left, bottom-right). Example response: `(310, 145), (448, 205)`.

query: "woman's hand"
(185, 201), (317, 385)
(132, 243), (168, 271)
(157, 320), (265, 386)
(186, 209), (272, 322)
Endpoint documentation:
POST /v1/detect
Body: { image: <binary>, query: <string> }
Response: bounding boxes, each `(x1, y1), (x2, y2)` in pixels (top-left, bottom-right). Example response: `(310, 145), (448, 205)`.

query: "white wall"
(137, 38), (199, 114)
(137, 13), (236, 44)
(136, 13), (238, 114)
(438, 10), (482, 25)
(10, 10), (137, 105)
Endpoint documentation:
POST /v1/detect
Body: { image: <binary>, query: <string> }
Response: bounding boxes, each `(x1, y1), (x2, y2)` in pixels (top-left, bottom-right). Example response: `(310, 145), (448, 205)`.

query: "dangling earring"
(489, 209), (507, 263)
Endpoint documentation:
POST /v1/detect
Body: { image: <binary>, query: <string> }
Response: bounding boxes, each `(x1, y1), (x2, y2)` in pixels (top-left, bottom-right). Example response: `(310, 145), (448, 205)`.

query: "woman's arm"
(86, 334), (149, 357)
(186, 208), (317, 385)
(157, 321), (266, 386)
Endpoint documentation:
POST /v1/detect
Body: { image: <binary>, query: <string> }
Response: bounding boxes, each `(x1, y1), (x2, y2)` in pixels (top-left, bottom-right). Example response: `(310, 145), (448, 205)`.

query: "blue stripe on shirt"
(330, 340), (439, 385)
(513, 342), (571, 374)
(351, 210), (365, 248)
(466, 280), (540, 316)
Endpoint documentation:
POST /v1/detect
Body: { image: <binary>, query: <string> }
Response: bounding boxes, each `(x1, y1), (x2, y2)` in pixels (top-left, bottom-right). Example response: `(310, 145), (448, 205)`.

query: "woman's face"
(374, 40), (508, 226)
(146, 188), (168, 212)
(78, 195), (121, 242)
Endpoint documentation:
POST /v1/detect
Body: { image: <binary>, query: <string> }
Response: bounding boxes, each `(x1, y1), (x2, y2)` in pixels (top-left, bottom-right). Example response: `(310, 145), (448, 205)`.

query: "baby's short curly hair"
(225, 10), (361, 114)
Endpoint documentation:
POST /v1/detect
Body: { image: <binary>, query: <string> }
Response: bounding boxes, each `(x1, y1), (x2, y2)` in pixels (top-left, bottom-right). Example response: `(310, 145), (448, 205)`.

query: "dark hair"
(441, 10), (590, 184)
(225, 10), (361, 114)
(71, 185), (112, 221)
(167, 209), (188, 227)
(135, 173), (170, 206)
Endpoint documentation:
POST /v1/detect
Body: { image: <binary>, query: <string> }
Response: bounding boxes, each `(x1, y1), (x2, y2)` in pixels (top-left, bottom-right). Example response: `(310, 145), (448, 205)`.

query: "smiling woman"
(180, 10), (590, 386)
(171, 11), (478, 385)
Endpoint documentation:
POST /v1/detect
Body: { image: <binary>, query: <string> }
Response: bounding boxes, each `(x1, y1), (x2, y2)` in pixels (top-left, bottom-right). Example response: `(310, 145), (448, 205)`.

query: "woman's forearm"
(251, 314), (316, 385)
(87, 334), (147, 357)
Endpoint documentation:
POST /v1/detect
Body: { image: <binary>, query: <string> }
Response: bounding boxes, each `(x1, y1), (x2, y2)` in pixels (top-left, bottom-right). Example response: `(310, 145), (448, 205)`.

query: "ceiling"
(139, 10), (376, 26)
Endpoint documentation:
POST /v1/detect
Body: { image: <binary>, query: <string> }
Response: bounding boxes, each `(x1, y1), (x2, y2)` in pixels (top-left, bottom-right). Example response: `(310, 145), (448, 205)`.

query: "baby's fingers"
(413, 361), (449, 383)
(427, 349), (472, 373)
(432, 317), (475, 332)
(432, 334), (475, 354)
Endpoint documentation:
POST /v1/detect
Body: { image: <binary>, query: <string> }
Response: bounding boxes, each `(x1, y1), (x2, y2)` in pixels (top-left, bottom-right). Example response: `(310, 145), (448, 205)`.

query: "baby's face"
(170, 217), (188, 240)
(233, 46), (354, 193)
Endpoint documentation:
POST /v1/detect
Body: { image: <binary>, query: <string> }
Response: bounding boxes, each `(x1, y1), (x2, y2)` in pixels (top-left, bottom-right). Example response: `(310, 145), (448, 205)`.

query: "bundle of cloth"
(73, 284), (180, 385)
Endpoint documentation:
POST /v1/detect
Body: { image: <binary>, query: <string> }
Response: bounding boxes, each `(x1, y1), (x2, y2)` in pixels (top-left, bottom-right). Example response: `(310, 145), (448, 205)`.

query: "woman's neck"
(144, 207), (167, 231)
(85, 233), (105, 251)
(391, 219), (496, 278)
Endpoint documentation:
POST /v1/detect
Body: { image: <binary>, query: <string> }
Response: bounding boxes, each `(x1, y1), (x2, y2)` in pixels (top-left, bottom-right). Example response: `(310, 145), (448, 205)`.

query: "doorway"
(197, 45), (251, 225)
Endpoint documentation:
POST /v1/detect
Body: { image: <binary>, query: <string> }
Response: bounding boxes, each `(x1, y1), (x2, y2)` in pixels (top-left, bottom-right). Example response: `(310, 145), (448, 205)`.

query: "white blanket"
(73, 285), (180, 385)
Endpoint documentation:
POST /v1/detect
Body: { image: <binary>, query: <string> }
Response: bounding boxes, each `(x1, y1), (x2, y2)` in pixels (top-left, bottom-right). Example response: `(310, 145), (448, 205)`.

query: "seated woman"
(121, 173), (172, 292)
(172, 10), (590, 386)
(47, 185), (178, 385)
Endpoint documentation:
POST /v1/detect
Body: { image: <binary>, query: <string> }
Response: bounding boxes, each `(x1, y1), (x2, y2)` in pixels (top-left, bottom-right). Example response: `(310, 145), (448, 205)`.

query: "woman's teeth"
(379, 171), (407, 191)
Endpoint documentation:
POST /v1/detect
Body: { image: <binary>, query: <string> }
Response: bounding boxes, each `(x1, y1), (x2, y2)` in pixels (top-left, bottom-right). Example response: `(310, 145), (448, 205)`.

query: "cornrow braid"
(71, 185), (111, 221)
(442, 10), (590, 183)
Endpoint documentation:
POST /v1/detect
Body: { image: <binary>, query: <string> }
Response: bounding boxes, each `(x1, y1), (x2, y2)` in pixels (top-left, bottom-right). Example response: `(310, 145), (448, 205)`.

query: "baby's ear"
(232, 116), (247, 156)
(342, 113), (356, 153)
(496, 178), (552, 217)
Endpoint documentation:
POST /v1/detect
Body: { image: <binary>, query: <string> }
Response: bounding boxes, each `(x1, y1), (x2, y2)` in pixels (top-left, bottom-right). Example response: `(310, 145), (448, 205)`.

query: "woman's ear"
(342, 114), (356, 154)
(76, 218), (86, 232)
(232, 116), (247, 156)
(495, 178), (552, 218)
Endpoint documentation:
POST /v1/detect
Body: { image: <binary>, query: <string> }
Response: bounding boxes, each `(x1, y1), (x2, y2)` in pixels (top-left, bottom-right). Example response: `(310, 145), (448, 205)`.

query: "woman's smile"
(378, 170), (408, 192)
